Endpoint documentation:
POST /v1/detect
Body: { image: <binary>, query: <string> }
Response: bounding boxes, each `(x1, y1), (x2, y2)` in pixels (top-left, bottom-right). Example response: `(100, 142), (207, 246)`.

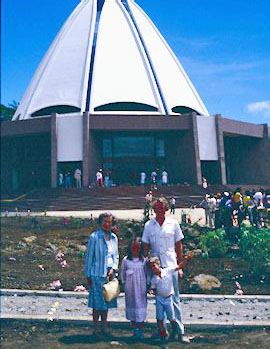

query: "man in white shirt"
(142, 197), (189, 343)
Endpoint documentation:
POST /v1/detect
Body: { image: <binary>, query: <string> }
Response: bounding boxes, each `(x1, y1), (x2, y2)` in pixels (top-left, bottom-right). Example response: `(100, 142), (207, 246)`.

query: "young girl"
(121, 237), (150, 339)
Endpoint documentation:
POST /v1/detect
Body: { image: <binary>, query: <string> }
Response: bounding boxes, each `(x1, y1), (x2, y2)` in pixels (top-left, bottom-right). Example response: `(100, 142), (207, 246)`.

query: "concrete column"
(263, 123), (270, 138)
(215, 114), (227, 185)
(191, 113), (202, 185)
(50, 113), (57, 188)
(83, 112), (90, 187)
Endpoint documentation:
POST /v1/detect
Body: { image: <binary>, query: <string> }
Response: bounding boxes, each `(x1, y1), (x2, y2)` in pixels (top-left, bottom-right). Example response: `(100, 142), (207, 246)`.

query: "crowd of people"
(58, 168), (82, 188)
(200, 188), (270, 230)
(95, 169), (169, 188)
(85, 198), (190, 344)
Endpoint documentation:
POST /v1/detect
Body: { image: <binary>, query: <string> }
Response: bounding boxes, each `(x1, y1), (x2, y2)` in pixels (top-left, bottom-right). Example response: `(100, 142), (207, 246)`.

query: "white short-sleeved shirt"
(254, 192), (263, 207)
(145, 194), (152, 203)
(142, 217), (184, 268)
(208, 197), (216, 210)
(151, 268), (175, 298)
(96, 171), (102, 181)
(151, 172), (157, 179)
(170, 198), (176, 206)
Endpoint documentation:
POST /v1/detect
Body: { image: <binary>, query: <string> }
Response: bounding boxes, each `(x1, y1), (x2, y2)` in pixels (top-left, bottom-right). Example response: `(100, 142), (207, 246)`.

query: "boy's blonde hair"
(148, 256), (160, 265)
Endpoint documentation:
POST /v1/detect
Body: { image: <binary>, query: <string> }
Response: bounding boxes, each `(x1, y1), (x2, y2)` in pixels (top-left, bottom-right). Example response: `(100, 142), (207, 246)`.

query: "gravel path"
(2, 292), (270, 324)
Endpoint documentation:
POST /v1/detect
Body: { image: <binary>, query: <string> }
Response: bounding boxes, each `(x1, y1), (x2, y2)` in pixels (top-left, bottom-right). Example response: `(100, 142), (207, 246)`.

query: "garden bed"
(1, 217), (269, 294)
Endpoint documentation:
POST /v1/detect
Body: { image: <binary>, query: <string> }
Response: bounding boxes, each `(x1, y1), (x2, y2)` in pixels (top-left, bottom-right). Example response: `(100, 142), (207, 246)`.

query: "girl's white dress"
(121, 257), (149, 322)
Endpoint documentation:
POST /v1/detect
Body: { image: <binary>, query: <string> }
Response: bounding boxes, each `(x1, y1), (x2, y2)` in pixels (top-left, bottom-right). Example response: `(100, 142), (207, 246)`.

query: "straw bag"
(103, 278), (120, 302)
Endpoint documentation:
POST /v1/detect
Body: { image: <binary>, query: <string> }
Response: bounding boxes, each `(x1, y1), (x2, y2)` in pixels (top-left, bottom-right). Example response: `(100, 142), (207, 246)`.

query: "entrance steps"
(1, 185), (226, 212)
(3, 184), (268, 212)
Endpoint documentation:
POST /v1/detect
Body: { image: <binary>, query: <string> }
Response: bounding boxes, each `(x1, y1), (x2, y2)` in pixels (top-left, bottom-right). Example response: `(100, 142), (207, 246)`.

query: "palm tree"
(0, 101), (19, 121)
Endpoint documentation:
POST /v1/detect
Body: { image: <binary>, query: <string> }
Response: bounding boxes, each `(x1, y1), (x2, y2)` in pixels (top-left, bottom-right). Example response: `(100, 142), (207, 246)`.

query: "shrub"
(199, 229), (228, 258)
(239, 227), (270, 276)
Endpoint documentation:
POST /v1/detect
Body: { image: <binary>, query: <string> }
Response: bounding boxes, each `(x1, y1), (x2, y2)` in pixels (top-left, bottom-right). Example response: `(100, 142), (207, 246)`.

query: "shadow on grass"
(59, 333), (160, 346)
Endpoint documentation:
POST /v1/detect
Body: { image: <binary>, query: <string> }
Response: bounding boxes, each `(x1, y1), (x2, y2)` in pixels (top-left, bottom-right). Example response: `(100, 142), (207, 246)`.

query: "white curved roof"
(14, 0), (209, 120)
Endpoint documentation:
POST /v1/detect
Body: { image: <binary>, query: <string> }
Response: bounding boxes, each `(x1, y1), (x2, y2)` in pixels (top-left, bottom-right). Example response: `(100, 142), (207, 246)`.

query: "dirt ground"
(1, 217), (269, 294)
(1, 321), (270, 349)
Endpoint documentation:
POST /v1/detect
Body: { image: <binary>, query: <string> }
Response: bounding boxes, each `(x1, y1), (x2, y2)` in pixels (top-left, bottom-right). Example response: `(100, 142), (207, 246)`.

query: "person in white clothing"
(208, 195), (217, 228)
(142, 197), (189, 343)
(148, 256), (180, 343)
(96, 169), (103, 187)
(58, 173), (64, 187)
(74, 168), (82, 188)
(170, 196), (176, 214)
(161, 170), (168, 186)
(202, 177), (208, 190)
(151, 171), (157, 189)
(140, 171), (146, 186)
(253, 189), (264, 208)
(144, 191), (153, 217)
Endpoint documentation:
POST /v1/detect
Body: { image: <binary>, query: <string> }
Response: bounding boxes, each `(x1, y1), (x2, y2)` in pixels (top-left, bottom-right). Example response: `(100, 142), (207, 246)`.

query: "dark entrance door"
(101, 134), (166, 185)
(113, 158), (155, 185)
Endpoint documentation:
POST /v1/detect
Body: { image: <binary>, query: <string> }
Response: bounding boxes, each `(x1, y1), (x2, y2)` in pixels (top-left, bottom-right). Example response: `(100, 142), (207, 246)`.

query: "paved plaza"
(2, 207), (206, 225)
(2, 290), (270, 327)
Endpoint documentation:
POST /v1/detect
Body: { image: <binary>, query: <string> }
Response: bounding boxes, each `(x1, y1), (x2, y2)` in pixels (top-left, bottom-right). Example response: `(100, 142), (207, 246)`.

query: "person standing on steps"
(74, 168), (82, 188)
(96, 169), (103, 187)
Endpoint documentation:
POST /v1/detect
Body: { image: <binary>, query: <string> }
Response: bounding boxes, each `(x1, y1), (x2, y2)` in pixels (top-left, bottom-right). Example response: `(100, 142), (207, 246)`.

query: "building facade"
(1, 0), (270, 192)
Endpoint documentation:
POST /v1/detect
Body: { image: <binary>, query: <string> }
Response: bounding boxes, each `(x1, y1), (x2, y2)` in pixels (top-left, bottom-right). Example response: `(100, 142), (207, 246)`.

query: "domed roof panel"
(13, 0), (96, 120)
(128, 0), (209, 116)
(90, 0), (162, 113)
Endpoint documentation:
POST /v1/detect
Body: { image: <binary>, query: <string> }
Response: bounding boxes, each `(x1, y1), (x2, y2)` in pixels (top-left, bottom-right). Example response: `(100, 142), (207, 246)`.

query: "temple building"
(2, 0), (270, 191)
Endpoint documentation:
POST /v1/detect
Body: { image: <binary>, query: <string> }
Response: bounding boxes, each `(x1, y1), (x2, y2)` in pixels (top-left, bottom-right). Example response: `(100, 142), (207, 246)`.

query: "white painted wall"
(57, 114), (83, 162)
(197, 115), (218, 161)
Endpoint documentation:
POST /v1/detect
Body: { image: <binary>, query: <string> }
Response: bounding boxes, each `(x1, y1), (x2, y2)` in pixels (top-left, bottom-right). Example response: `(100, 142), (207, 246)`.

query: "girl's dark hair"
(126, 237), (144, 261)
(98, 212), (116, 226)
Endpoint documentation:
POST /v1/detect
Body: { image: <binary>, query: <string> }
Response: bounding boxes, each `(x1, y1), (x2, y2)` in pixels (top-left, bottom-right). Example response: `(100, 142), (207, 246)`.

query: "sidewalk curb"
(2, 289), (270, 302)
(1, 314), (270, 329)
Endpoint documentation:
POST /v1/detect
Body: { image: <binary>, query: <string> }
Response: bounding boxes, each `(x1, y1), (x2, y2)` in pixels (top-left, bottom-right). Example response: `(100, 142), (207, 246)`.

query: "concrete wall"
(166, 129), (201, 185)
(224, 135), (270, 185)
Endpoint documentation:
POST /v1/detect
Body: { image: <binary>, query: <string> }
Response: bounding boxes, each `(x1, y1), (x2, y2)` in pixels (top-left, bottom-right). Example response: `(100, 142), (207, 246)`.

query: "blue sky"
(2, 0), (270, 123)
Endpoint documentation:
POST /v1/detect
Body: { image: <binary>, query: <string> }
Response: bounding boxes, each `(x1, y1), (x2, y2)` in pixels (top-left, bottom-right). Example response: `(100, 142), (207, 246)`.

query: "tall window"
(156, 139), (165, 157)
(103, 139), (113, 158)
(114, 137), (154, 158)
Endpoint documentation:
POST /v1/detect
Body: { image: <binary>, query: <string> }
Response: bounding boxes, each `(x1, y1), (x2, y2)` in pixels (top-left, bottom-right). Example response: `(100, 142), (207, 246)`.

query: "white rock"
(190, 274), (221, 291)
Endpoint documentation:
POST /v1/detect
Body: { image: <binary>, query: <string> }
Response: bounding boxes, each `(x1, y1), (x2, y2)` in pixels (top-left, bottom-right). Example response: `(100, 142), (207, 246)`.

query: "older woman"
(85, 213), (119, 338)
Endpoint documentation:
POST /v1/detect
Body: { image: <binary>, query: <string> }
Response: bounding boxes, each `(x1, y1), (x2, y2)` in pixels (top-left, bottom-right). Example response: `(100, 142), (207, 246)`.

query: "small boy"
(148, 256), (179, 343)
